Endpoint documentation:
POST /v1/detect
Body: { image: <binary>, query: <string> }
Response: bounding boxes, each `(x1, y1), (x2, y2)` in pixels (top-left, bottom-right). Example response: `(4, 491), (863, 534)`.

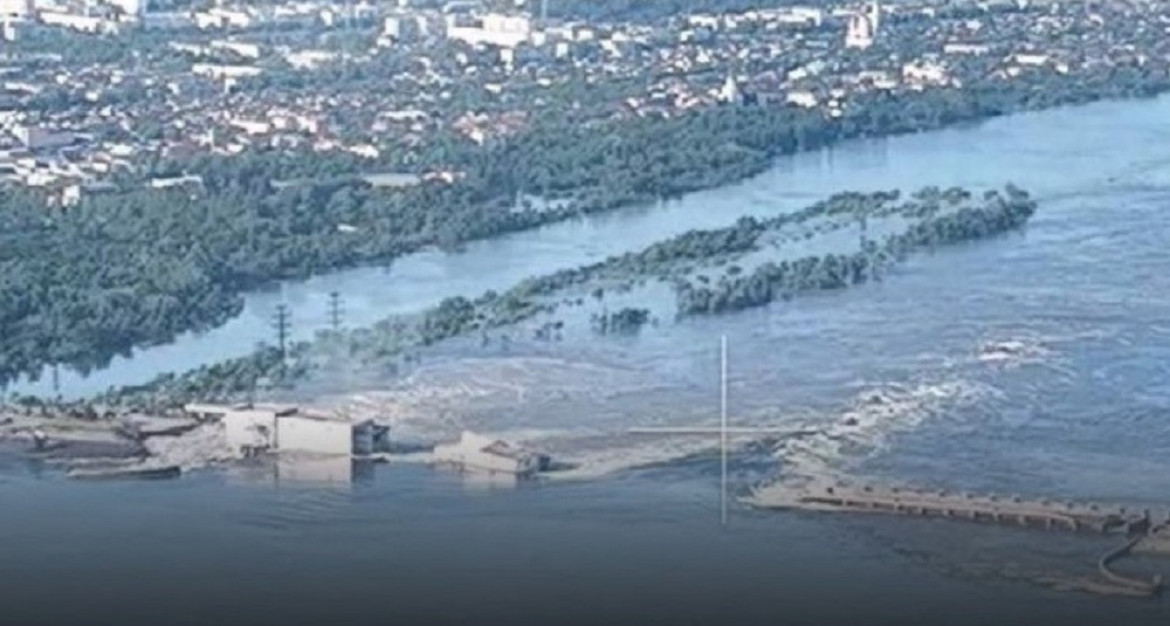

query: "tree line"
(676, 186), (1037, 314)
(4, 184), (1025, 413)
(2, 56), (1164, 387)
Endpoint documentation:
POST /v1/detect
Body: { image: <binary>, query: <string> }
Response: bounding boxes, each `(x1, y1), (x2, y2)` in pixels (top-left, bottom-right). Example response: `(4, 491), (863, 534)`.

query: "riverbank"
(0, 405), (229, 477)
(4, 102), (1170, 620)
(4, 64), (1169, 389)
(10, 184), (1026, 411)
(0, 410), (142, 461)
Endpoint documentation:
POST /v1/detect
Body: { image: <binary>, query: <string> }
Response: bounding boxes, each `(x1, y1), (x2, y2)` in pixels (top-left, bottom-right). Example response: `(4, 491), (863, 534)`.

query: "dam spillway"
(747, 479), (1167, 597)
(750, 481), (1156, 534)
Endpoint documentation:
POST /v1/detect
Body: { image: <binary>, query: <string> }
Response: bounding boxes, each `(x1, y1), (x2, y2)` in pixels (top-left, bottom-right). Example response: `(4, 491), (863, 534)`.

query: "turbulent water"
(4, 96), (1170, 623)
(294, 94), (1170, 600)
(297, 93), (1170, 502)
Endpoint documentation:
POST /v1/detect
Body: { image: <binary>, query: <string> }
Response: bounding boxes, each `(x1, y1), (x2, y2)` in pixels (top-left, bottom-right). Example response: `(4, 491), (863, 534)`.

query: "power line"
(273, 303), (291, 361)
(328, 291), (345, 332)
(628, 335), (744, 526)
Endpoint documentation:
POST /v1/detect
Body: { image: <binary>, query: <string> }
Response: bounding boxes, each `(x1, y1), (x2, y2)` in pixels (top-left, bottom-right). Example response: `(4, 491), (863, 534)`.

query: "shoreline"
(29, 185), (1030, 409)
(6, 80), (1170, 389)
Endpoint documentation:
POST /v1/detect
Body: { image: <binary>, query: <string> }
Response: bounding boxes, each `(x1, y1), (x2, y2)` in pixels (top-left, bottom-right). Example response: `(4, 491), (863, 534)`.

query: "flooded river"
(9, 94), (1170, 399)
(4, 95), (1170, 624)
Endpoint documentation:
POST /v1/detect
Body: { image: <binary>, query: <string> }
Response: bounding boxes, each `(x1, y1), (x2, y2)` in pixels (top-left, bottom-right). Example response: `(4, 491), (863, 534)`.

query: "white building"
(210, 40), (262, 59)
(380, 14), (426, 44)
(844, 2), (880, 49)
(786, 90), (819, 108)
(192, 63), (263, 80)
(230, 118), (272, 135)
(788, 7), (824, 27)
(432, 431), (549, 476)
(142, 12), (196, 30)
(447, 12), (531, 48)
(149, 173), (203, 189)
(1011, 52), (1049, 66)
(284, 49), (340, 70)
(844, 14), (872, 49)
(193, 8), (252, 30)
(2, 19), (20, 42)
(944, 42), (991, 55)
(718, 74), (742, 104)
(185, 403), (388, 457)
(0, 0), (31, 18)
(40, 12), (118, 34)
(902, 60), (949, 85)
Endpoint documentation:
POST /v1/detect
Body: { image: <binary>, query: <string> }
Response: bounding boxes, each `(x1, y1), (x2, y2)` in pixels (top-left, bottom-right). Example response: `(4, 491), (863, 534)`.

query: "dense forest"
(9, 184), (1026, 412)
(2, 61), (1164, 387)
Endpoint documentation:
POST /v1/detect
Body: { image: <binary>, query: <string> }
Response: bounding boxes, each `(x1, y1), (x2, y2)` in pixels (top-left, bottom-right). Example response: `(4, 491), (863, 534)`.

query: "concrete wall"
(433, 432), (539, 475)
(276, 416), (352, 455)
(352, 423), (376, 456)
(222, 410), (277, 453)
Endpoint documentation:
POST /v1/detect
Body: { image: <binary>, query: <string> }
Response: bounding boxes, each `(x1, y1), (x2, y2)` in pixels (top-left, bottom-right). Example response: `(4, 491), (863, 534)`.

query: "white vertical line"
(721, 334), (728, 526)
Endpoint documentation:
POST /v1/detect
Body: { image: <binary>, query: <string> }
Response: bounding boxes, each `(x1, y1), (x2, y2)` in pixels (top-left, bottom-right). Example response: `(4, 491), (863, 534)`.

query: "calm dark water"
(0, 460), (1166, 626)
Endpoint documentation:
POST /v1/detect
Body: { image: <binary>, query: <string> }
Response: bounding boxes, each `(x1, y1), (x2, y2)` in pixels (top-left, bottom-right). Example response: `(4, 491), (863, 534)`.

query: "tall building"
(447, 12), (531, 48)
(844, 2), (879, 49)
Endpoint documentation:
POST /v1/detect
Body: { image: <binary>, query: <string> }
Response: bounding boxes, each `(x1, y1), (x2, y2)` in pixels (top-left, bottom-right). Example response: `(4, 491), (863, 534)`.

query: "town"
(0, 0), (1167, 205)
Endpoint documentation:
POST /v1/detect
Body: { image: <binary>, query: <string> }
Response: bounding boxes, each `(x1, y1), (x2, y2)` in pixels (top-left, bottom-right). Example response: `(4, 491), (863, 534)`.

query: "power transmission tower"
(273, 304), (291, 361)
(328, 291), (344, 332)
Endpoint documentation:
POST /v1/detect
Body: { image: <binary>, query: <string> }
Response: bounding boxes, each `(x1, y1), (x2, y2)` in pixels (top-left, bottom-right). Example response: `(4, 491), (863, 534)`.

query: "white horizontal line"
(628, 427), (807, 435)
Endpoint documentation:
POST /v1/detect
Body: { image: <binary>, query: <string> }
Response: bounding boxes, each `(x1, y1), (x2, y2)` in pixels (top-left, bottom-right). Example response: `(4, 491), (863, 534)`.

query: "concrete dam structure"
(747, 480), (1167, 597)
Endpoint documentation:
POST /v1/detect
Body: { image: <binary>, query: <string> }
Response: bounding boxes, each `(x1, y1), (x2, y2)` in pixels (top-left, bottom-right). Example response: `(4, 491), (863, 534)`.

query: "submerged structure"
(184, 403), (389, 457)
(432, 431), (550, 477)
(747, 479), (1168, 597)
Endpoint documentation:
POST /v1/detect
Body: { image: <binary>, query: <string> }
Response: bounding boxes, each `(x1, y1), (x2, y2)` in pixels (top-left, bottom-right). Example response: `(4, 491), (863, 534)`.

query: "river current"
(3, 95), (1170, 624)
